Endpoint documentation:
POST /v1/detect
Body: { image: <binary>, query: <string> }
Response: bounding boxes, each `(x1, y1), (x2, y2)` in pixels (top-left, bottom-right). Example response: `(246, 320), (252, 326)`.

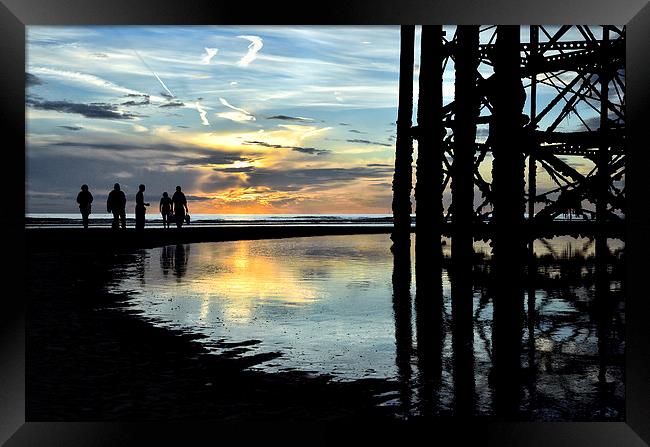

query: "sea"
(25, 213), (396, 228)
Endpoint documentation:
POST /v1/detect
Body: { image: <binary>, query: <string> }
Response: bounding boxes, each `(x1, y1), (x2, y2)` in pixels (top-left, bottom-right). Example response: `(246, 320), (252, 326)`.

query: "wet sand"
(25, 221), (624, 253)
(27, 248), (401, 422)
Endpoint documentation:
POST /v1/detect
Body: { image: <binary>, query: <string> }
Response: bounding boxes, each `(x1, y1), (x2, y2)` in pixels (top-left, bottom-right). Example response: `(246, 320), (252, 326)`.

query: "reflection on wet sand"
(115, 234), (624, 420)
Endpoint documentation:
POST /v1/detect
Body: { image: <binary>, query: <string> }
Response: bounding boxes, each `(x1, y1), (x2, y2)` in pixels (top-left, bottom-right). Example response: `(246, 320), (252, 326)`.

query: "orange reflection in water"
(173, 240), (322, 324)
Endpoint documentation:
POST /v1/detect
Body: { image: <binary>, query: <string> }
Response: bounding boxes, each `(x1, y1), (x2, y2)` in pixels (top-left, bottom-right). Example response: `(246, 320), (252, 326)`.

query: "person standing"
(107, 183), (127, 229)
(171, 185), (188, 228)
(159, 192), (173, 229)
(76, 184), (93, 229)
(135, 184), (150, 230)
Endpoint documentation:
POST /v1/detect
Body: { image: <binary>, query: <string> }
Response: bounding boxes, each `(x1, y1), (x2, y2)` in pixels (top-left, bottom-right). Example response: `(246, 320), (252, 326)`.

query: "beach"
(25, 224), (625, 422)
(27, 247), (402, 421)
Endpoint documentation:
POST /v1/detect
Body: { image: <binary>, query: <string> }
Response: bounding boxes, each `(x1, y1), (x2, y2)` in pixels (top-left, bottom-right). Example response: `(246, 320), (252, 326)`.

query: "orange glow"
(180, 240), (320, 323)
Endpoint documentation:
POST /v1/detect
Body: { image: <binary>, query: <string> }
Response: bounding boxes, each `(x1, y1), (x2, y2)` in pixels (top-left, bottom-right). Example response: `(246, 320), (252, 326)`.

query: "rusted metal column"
(415, 25), (444, 239)
(392, 25), (415, 243)
(452, 25), (479, 258)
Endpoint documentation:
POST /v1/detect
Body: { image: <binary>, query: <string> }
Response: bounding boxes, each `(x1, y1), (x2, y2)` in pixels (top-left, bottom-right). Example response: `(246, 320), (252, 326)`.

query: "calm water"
(25, 213), (395, 228)
(109, 234), (625, 419)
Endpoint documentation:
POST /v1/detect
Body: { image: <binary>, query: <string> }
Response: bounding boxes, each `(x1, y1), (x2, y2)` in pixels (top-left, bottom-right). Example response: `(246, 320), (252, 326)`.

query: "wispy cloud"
(346, 138), (392, 147)
(27, 98), (139, 120)
(267, 115), (314, 122)
(217, 97), (256, 122)
(236, 35), (263, 67)
(159, 100), (185, 108)
(121, 96), (151, 106)
(26, 73), (43, 86)
(195, 101), (210, 126)
(243, 140), (330, 155)
(134, 49), (175, 98)
(201, 47), (219, 65)
(30, 66), (144, 97)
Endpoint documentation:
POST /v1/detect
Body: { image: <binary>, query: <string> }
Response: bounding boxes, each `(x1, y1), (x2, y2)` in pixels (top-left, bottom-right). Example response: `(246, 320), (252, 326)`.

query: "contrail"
(219, 97), (251, 115)
(236, 35), (263, 67)
(133, 49), (175, 98)
(195, 101), (210, 126)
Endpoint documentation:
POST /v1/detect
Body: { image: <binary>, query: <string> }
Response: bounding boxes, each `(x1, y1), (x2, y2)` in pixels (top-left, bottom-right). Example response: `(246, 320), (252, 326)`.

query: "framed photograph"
(2, 0), (649, 444)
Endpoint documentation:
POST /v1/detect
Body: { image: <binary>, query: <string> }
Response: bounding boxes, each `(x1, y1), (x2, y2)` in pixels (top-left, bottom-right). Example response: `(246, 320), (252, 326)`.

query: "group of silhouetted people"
(77, 183), (189, 230)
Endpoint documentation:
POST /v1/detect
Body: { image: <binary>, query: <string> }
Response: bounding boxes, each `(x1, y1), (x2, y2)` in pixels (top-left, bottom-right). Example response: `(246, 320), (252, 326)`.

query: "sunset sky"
(26, 26), (615, 214)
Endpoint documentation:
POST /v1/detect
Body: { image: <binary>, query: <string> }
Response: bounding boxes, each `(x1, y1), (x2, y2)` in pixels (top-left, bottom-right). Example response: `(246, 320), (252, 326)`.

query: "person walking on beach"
(135, 184), (150, 230)
(171, 185), (188, 228)
(159, 192), (173, 229)
(107, 183), (127, 229)
(76, 184), (93, 229)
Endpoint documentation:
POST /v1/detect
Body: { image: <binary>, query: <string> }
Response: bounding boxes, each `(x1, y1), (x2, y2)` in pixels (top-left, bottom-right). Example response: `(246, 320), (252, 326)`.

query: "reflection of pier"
(390, 233), (623, 418)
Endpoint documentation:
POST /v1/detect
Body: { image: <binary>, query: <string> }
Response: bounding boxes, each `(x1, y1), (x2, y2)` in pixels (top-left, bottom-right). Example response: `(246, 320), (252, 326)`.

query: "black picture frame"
(2, 0), (649, 444)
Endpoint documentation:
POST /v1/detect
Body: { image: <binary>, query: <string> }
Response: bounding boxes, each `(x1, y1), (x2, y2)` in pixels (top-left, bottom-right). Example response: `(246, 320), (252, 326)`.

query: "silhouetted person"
(76, 184), (93, 229)
(171, 186), (188, 228)
(159, 192), (172, 229)
(107, 183), (127, 229)
(135, 184), (150, 231)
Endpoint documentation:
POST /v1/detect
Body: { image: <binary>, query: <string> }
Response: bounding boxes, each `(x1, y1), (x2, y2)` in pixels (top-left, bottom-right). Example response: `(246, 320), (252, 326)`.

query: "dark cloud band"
(27, 99), (139, 120)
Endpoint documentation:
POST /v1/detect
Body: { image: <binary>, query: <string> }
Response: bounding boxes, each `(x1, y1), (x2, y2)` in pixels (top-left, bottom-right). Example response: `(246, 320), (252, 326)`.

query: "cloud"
(220, 166), (256, 173)
(236, 35), (263, 67)
(59, 125), (83, 131)
(27, 99), (139, 120)
(219, 97), (251, 114)
(217, 97), (255, 122)
(243, 140), (330, 155)
(349, 129), (365, 134)
(216, 111), (256, 123)
(243, 166), (394, 192)
(290, 147), (330, 155)
(121, 96), (151, 106)
(26, 73), (43, 86)
(201, 47), (219, 65)
(266, 115), (314, 122)
(30, 66), (145, 97)
(195, 101), (210, 126)
(184, 194), (214, 202)
(346, 139), (392, 147)
(159, 100), (186, 108)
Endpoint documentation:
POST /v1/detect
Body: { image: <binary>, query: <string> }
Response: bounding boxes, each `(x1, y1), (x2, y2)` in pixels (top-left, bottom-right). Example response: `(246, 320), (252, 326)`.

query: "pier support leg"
(415, 25), (444, 244)
(490, 25), (525, 418)
(452, 25), (479, 260)
(392, 25), (415, 245)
